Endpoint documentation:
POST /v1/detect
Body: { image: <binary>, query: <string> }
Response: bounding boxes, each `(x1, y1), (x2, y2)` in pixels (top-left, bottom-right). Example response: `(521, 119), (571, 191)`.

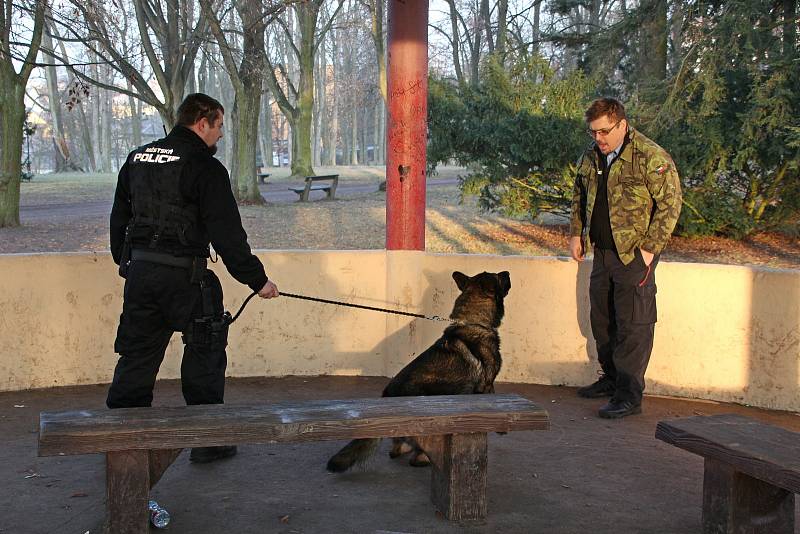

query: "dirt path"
(18, 177), (460, 221)
(1, 167), (798, 269)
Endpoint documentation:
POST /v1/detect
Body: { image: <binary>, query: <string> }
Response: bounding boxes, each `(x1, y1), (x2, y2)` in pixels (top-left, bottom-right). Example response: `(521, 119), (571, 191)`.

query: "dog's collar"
(450, 320), (496, 331)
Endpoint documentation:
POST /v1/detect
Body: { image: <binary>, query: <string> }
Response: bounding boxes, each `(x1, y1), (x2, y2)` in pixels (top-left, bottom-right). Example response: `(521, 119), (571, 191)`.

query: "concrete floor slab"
(3, 376), (800, 534)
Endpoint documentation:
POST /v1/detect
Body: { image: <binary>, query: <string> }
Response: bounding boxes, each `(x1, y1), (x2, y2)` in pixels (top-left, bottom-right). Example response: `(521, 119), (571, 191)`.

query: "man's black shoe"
(577, 375), (616, 398)
(598, 399), (641, 419)
(190, 445), (238, 464)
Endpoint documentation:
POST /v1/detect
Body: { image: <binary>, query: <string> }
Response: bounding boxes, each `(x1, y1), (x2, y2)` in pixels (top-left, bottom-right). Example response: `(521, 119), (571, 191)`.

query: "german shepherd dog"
(326, 270), (511, 472)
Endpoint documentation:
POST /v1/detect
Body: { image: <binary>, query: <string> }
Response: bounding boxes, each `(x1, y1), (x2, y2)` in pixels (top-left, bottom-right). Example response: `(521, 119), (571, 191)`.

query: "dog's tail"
(326, 438), (381, 473)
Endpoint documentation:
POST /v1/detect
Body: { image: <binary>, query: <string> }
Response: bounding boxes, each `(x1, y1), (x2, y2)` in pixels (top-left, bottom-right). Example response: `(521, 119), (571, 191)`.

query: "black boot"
(190, 446), (238, 464)
(577, 374), (616, 398)
(598, 399), (641, 419)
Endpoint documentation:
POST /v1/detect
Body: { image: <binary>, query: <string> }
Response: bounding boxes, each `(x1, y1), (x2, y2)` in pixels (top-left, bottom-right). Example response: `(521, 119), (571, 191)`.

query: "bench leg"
(419, 433), (488, 520)
(149, 448), (182, 489)
(106, 450), (150, 534)
(702, 458), (794, 534)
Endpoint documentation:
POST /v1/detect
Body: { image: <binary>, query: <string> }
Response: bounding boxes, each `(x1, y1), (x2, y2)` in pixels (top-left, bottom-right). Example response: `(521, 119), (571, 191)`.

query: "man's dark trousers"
(107, 260), (227, 409)
(589, 247), (659, 405)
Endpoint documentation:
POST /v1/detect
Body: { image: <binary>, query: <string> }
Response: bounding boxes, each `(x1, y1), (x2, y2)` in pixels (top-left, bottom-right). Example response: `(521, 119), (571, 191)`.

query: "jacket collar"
(166, 125), (213, 153)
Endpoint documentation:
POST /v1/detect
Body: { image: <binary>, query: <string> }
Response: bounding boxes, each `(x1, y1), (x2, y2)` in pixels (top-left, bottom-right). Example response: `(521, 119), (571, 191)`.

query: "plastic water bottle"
(148, 499), (171, 529)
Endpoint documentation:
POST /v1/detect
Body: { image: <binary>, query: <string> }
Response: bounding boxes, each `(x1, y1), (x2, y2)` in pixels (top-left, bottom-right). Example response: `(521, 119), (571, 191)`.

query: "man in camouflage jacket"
(569, 97), (682, 418)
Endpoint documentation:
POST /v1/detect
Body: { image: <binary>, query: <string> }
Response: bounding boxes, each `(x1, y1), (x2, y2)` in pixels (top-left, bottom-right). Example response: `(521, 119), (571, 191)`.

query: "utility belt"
(130, 249), (208, 284)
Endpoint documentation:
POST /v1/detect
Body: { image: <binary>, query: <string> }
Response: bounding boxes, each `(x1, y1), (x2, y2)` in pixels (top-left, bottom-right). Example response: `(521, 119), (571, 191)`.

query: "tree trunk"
(639, 0), (668, 98)
(327, 37), (339, 166)
(496, 0), (508, 59)
(228, 1), (267, 203)
(291, 0), (318, 178)
(42, 27), (79, 172)
(373, 100), (382, 164)
(784, 0), (797, 60)
(102, 81), (113, 172)
(533, 1), (541, 55)
(481, 0), (493, 54)
(221, 73), (235, 169)
(77, 103), (97, 172)
(265, 95), (275, 167)
(90, 58), (103, 171)
(445, 0), (465, 86)
(127, 80), (143, 148)
(0, 80), (25, 227)
(361, 108), (368, 163)
(231, 89), (262, 202)
(313, 47), (324, 167)
(259, 95), (274, 168)
(350, 106), (359, 164)
(368, 0), (387, 99)
(669, 0), (683, 74)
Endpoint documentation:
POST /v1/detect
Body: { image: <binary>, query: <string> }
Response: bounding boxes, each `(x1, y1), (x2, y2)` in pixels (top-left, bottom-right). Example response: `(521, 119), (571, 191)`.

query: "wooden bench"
(288, 174), (339, 201)
(257, 171), (270, 184)
(656, 414), (800, 534)
(39, 394), (548, 532)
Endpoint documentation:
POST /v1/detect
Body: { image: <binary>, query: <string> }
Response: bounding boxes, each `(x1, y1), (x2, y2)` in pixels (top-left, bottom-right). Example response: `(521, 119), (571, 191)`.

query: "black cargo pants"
(106, 260), (228, 408)
(590, 247), (659, 405)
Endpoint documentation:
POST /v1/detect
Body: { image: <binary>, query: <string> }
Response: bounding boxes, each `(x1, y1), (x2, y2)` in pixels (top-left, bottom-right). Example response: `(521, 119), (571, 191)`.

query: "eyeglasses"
(587, 118), (623, 138)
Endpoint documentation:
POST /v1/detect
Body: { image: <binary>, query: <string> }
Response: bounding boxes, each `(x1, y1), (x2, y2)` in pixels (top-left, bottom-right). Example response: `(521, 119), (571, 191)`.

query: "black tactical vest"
(126, 137), (209, 257)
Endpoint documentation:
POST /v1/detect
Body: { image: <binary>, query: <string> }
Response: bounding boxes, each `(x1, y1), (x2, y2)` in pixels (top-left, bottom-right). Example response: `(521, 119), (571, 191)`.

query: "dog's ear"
(498, 271), (511, 296)
(452, 271), (470, 291)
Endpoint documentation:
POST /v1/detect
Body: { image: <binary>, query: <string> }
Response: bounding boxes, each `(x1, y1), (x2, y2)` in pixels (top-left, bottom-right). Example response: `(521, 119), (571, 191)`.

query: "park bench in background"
(257, 166), (270, 184)
(289, 174), (339, 201)
(39, 394), (548, 533)
(656, 414), (800, 534)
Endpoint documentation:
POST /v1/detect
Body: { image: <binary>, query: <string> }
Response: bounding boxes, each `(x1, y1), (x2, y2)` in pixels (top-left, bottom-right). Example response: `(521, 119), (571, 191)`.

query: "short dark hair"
(585, 97), (627, 123)
(176, 93), (224, 127)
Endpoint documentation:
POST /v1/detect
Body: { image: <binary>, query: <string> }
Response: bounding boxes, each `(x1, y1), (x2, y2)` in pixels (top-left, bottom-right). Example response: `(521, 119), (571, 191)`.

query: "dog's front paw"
(409, 452), (431, 467)
(389, 440), (414, 458)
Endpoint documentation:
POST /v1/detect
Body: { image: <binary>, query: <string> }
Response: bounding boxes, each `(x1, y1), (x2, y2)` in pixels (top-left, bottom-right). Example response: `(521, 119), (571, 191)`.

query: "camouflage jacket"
(569, 127), (682, 265)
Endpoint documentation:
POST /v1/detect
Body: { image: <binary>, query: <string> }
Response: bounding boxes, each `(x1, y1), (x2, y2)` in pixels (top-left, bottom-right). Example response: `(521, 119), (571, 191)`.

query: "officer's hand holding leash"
(258, 281), (279, 299)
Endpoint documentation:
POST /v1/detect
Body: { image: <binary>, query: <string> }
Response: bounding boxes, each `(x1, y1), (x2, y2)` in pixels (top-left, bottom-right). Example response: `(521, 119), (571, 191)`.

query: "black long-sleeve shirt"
(110, 126), (268, 292)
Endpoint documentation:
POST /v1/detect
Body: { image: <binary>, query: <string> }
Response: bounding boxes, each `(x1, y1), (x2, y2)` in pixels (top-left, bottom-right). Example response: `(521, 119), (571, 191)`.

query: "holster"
(181, 275), (231, 350)
(182, 313), (230, 349)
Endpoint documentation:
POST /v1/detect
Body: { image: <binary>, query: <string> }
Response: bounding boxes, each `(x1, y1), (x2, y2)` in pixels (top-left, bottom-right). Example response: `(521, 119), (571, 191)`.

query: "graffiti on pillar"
(390, 78), (423, 99)
(388, 123), (427, 160)
(388, 78), (428, 160)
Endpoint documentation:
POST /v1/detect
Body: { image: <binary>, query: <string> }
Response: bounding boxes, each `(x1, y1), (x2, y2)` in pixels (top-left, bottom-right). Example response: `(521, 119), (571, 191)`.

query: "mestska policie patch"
(132, 146), (181, 164)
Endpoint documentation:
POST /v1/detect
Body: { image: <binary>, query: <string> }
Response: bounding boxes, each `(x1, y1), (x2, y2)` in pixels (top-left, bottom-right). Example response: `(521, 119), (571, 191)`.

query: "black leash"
(227, 291), (454, 325)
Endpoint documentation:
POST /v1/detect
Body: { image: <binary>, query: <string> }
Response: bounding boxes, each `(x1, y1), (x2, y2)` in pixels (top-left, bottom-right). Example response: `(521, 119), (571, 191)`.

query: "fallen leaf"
(71, 492), (88, 498)
(279, 515), (290, 524)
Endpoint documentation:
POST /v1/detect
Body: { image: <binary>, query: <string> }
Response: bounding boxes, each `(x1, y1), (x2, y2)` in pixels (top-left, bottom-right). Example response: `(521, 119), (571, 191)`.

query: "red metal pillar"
(385, 0), (428, 251)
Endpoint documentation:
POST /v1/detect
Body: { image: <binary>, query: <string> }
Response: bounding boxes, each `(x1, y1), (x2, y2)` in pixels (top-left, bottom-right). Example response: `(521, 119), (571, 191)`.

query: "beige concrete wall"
(1, 252), (798, 411)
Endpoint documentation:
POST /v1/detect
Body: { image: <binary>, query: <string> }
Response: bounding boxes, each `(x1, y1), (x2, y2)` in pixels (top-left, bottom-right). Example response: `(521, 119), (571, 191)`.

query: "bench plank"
(655, 414), (800, 493)
(40, 394), (548, 456)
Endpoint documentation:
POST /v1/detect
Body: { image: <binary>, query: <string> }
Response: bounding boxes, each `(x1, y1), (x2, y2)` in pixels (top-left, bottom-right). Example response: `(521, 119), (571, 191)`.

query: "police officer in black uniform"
(108, 93), (279, 463)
